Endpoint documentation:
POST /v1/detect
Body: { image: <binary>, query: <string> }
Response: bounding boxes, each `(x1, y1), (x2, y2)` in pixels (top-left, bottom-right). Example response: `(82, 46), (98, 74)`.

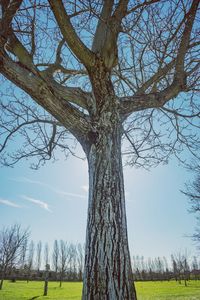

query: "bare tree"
(171, 251), (191, 285)
(43, 242), (50, 296)
(146, 258), (154, 281)
(183, 256), (190, 286)
(44, 243), (49, 266)
(43, 262), (50, 297)
(35, 241), (42, 273)
(76, 243), (84, 281)
(171, 254), (180, 282)
(59, 240), (68, 287)
(191, 256), (200, 280)
(26, 240), (35, 283)
(154, 257), (164, 280)
(68, 243), (77, 281)
(0, 1), (199, 298)
(183, 165), (200, 245)
(19, 235), (28, 270)
(163, 256), (170, 281)
(52, 239), (59, 279)
(0, 224), (29, 289)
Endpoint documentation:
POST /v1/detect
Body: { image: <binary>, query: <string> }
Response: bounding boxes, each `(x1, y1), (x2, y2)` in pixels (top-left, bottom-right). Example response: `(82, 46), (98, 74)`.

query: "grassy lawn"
(0, 281), (82, 300)
(136, 281), (200, 300)
(0, 280), (200, 299)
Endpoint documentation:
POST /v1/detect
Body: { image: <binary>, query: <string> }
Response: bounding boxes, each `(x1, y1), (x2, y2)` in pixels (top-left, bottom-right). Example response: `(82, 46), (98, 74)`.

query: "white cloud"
(21, 195), (52, 213)
(0, 198), (21, 208)
(10, 177), (49, 187)
(11, 177), (86, 200)
(57, 191), (86, 199)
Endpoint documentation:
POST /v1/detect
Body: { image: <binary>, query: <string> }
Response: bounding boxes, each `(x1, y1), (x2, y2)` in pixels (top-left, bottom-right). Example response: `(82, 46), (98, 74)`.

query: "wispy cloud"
(11, 177), (86, 200)
(56, 191), (86, 199)
(10, 177), (50, 187)
(21, 195), (52, 213)
(0, 198), (21, 208)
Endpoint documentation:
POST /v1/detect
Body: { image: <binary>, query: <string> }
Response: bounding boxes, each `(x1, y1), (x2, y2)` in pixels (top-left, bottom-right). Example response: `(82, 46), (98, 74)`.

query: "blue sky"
(0, 144), (198, 261)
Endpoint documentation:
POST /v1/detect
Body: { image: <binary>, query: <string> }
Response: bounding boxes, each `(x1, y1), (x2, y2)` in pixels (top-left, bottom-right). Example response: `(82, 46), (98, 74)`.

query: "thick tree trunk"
(82, 122), (137, 299)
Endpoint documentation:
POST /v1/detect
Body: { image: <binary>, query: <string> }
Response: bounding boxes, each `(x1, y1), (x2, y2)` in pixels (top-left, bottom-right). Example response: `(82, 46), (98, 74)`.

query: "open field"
(0, 280), (200, 299)
(136, 281), (200, 300)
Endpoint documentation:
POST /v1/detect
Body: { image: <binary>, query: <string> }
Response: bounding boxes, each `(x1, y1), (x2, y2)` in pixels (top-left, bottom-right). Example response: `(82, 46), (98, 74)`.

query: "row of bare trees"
(1, 224), (200, 290)
(0, 224), (84, 290)
(132, 254), (200, 284)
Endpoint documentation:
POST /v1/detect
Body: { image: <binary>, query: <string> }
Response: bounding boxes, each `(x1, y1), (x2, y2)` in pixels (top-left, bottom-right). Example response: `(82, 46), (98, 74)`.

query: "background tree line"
(132, 254), (200, 285)
(0, 224), (200, 289)
(0, 224), (84, 290)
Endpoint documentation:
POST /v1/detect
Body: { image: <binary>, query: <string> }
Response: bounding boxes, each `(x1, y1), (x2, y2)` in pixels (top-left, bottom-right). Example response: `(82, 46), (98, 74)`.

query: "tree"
(183, 165), (200, 244)
(35, 241), (42, 273)
(52, 240), (59, 279)
(171, 254), (181, 283)
(0, 1), (199, 298)
(76, 243), (84, 281)
(154, 257), (164, 281)
(43, 263), (50, 296)
(171, 251), (191, 285)
(26, 240), (35, 283)
(0, 224), (29, 290)
(19, 233), (28, 270)
(43, 243), (50, 296)
(59, 240), (68, 288)
(68, 243), (77, 281)
(191, 256), (200, 280)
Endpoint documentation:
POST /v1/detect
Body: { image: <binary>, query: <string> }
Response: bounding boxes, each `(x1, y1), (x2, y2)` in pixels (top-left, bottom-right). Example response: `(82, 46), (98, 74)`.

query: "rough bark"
(82, 66), (136, 299)
(82, 121), (136, 299)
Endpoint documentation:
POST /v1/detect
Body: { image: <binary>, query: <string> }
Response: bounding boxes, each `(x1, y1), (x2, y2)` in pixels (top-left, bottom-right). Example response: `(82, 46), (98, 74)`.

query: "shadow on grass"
(29, 296), (40, 300)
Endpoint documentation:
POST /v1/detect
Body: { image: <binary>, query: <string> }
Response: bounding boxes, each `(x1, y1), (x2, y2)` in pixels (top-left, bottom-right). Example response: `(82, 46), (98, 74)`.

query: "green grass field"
(0, 280), (200, 299)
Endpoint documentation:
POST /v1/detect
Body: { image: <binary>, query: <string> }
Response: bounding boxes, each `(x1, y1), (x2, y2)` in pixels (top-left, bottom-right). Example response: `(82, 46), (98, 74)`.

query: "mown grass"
(0, 281), (82, 300)
(0, 280), (200, 299)
(136, 280), (200, 300)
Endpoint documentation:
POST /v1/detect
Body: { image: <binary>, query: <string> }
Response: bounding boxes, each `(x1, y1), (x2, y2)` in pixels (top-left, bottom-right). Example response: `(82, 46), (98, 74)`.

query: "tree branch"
(174, 0), (199, 86)
(2, 31), (92, 111)
(5, 33), (36, 72)
(92, 0), (129, 69)
(0, 0), (23, 45)
(48, 0), (95, 68)
(161, 107), (200, 119)
(0, 118), (60, 154)
(92, 0), (117, 68)
(92, 0), (114, 52)
(126, 0), (161, 15)
(137, 59), (176, 93)
(112, 0), (129, 20)
(120, 0), (199, 118)
(0, 50), (91, 143)
(39, 75), (93, 111)
(120, 81), (182, 116)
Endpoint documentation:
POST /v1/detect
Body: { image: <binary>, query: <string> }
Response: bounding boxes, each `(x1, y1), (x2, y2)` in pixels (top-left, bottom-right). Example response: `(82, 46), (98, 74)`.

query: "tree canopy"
(0, 0), (199, 168)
